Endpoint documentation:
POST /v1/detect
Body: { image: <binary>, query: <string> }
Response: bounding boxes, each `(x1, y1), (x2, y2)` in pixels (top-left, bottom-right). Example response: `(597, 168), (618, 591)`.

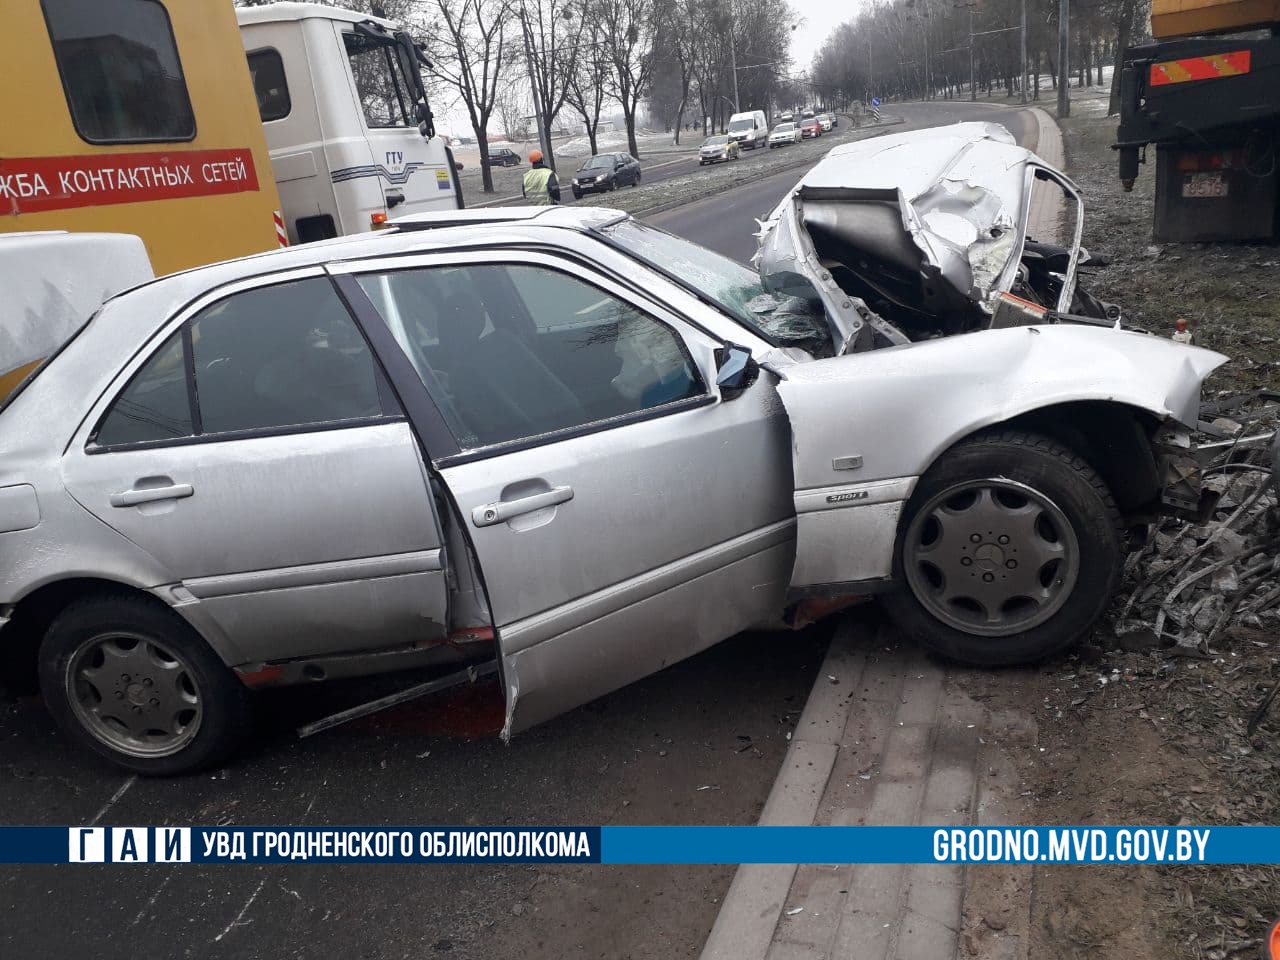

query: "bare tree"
(519, 0), (586, 169)
(427, 0), (516, 193)
(494, 81), (531, 141)
(596, 0), (659, 157)
(564, 13), (611, 154)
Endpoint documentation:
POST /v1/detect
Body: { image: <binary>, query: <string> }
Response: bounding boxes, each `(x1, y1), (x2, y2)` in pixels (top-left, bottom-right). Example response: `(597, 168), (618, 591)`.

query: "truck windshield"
(728, 119), (753, 132)
(344, 31), (416, 127)
(598, 219), (830, 353)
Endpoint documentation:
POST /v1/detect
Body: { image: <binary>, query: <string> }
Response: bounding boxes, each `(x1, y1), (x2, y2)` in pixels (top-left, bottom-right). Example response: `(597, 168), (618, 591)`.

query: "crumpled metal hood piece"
(754, 122), (1069, 352)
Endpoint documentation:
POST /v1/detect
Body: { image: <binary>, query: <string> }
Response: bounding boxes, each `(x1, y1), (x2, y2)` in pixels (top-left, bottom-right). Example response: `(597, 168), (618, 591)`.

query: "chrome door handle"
(472, 485), (573, 527)
(109, 483), (195, 508)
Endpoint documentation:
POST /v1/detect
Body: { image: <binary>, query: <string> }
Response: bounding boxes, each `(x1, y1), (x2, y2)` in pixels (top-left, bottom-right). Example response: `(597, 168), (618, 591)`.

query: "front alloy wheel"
(883, 430), (1123, 666)
(901, 479), (1080, 637)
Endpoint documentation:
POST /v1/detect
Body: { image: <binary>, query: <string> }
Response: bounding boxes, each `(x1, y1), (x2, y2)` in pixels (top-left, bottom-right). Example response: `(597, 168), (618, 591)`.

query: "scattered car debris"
(1110, 392), (1279, 729)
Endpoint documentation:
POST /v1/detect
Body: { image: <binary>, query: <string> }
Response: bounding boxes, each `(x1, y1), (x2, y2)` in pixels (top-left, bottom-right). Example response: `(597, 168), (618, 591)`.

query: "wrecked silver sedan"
(0, 193), (1223, 773)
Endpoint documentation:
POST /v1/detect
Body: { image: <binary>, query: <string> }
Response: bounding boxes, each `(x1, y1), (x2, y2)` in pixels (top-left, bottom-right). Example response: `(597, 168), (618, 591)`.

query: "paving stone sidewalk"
(700, 617), (1036, 960)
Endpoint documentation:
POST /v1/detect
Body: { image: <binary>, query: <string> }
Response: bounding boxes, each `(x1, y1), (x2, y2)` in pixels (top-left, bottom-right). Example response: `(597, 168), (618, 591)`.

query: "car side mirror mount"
(714, 343), (758, 399)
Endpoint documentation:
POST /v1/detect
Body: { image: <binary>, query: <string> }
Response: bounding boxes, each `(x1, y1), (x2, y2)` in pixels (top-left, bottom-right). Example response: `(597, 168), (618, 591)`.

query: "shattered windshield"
(599, 219), (830, 354)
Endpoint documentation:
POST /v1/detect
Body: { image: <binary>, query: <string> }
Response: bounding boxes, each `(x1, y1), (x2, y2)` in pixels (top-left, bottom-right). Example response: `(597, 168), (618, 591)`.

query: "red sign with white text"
(0, 148), (261, 215)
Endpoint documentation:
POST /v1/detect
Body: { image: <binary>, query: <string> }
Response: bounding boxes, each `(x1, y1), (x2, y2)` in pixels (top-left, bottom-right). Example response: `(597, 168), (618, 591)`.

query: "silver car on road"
(0, 203), (1223, 774)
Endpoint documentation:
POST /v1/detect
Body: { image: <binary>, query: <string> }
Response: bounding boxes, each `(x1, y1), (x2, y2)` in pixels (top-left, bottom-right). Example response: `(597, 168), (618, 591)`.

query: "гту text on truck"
(1115, 0), (1280, 241)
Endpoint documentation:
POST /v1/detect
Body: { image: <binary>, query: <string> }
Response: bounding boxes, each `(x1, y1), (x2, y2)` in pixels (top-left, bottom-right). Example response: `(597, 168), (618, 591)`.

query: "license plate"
(1182, 172), (1229, 198)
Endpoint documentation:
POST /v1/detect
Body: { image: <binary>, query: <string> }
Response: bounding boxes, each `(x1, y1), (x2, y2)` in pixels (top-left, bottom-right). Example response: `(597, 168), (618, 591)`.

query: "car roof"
(104, 206), (626, 322)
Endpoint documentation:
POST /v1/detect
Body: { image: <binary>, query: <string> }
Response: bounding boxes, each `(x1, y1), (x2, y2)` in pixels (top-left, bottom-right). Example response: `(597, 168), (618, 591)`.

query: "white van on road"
(726, 110), (769, 150)
(238, 2), (462, 245)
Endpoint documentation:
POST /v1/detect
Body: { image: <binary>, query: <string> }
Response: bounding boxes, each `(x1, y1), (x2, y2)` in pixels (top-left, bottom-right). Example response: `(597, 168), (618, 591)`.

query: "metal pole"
(867, 36), (873, 104)
(1020, 0), (1028, 103)
(923, 3), (930, 99)
(1057, 0), (1070, 118)
(730, 25), (741, 111)
(968, 7), (975, 101)
(520, 2), (550, 156)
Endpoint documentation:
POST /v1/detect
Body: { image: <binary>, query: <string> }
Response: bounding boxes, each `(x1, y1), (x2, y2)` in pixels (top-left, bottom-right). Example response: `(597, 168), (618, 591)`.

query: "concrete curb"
(699, 619), (867, 960)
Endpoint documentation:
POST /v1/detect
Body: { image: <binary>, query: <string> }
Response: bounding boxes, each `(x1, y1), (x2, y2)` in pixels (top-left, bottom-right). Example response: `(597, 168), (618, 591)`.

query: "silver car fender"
(767, 324), (1227, 592)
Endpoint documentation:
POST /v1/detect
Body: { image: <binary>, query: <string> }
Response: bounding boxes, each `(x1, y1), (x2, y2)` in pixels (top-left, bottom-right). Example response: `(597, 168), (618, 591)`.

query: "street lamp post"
(1019, 0), (1028, 104)
(1057, 0), (1070, 117)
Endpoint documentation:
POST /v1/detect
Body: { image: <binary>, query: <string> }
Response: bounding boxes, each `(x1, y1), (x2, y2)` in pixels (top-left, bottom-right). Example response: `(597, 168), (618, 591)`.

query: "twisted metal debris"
(1109, 392), (1279, 731)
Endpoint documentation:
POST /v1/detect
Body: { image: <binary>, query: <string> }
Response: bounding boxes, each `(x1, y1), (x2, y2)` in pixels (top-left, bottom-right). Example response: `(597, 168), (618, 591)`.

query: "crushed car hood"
(754, 122), (1078, 353)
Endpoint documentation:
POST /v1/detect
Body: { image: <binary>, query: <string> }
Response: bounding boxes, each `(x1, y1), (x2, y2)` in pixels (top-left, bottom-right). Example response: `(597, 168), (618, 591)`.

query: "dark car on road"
(489, 147), (522, 167)
(571, 153), (641, 198)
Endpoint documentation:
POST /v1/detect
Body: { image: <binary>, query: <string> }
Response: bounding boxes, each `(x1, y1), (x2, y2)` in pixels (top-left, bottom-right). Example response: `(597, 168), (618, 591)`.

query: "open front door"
(330, 248), (795, 735)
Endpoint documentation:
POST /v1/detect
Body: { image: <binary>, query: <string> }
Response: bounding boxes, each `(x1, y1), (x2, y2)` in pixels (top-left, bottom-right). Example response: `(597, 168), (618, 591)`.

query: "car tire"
(632, 172), (640, 187)
(882, 429), (1123, 667)
(39, 594), (254, 776)
(572, 189), (582, 200)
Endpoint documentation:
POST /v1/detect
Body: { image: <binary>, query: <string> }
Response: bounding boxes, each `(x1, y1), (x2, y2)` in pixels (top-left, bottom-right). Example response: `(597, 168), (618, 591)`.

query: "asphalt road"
(0, 99), (1043, 960)
(652, 101), (1038, 263)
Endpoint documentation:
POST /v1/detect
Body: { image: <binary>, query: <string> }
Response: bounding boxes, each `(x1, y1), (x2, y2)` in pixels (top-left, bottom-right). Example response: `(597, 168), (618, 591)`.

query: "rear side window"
(42, 0), (196, 143)
(248, 48), (291, 123)
(94, 331), (192, 446)
(93, 278), (394, 449)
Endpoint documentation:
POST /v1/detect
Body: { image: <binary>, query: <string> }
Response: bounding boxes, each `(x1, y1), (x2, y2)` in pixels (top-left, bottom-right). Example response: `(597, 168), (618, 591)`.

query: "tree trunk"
(622, 99), (639, 158)
(539, 111), (557, 171)
(476, 128), (495, 193)
(1109, 9), (1134, 116)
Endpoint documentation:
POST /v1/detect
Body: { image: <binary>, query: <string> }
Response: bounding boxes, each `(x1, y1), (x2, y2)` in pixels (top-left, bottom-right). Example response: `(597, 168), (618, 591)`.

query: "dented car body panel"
(765, 326), (1227, 590)
(755, 123), (1089, 351)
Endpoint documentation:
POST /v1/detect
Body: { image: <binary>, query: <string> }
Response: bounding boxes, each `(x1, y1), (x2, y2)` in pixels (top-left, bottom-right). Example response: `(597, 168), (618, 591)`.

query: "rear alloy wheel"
(883, 430), (1123, 666)
(39, 595), (253, 775)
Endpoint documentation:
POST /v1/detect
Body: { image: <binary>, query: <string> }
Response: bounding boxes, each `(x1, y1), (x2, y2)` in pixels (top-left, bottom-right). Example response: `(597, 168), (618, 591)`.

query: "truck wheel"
(883, 430), (1123, 666)
(39, 594), (253, 776)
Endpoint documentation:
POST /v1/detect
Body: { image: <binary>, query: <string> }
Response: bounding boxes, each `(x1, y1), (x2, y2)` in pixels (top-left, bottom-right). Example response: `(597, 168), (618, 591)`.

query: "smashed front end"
(754, 122), (1110, 354)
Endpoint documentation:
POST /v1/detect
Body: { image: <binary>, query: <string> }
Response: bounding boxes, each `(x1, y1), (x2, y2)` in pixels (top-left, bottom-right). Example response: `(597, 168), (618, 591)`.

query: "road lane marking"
(87, 775), (136, 826)
(215, 875), (267, 943)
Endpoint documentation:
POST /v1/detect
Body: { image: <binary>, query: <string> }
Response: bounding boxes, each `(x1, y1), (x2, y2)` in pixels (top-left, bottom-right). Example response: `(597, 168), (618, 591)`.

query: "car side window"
(94, 331), (193, 446)
(356, 263), (705, 451)
(94, 277), (392, 449)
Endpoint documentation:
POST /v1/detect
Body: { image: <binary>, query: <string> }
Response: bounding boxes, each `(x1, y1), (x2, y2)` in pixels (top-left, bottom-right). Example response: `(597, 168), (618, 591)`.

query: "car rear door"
(331, 248), (794, 733)
(60, 268), (450, 668)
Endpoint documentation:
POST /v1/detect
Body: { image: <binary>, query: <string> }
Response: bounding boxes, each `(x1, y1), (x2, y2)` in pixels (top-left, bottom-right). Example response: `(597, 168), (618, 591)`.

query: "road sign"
(872, 97), (881, 107)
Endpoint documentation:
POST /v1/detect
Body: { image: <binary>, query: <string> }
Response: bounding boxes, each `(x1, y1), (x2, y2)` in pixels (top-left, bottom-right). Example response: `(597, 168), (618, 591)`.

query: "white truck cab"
(727, 110), (769, 150)
(237, 2), (462, 245)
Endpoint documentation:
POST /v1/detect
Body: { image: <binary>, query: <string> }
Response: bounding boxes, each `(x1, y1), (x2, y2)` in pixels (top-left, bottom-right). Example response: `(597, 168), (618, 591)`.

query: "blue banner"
(0, 825), (1277, 865)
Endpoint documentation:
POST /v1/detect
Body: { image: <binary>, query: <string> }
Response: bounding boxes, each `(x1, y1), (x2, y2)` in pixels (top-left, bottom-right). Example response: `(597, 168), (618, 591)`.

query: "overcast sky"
(788, 0), (863, 69)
